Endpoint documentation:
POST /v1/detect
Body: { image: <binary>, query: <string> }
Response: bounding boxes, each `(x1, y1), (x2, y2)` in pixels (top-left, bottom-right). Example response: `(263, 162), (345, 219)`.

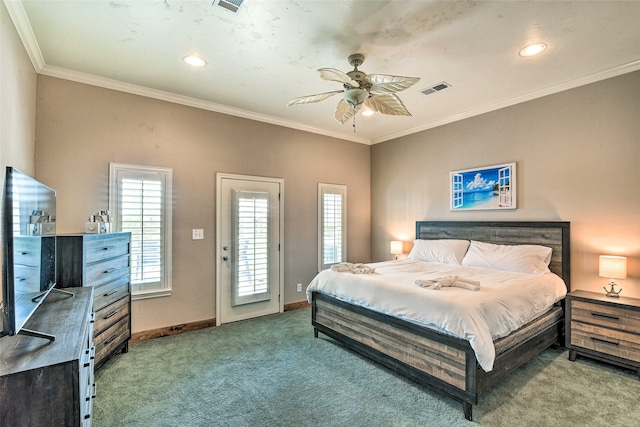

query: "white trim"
(109, 163), (173, 297)
(215, 173), (285, 326)
(131, 289), (172, 301)
(36, 64), (370, 145)
(6, 0), (639, 145)
(371, 59), (640, 144)
(3, 0), (45, 72)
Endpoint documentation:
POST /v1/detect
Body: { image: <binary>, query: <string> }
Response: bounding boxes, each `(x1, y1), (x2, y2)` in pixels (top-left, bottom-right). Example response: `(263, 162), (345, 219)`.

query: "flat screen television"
(1, 167), (57, 340)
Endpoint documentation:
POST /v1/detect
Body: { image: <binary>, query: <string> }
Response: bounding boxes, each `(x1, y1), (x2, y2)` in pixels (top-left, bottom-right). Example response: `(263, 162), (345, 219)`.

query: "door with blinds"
(216, 174), (283, 324)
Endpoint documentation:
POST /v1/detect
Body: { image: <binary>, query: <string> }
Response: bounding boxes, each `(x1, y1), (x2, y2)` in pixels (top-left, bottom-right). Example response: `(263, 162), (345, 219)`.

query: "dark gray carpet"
(94, 308), (640, 426)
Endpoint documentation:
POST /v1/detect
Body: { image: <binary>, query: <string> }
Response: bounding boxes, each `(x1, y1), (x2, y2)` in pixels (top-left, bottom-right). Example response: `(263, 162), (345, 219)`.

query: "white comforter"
(306, 259), (567, 372)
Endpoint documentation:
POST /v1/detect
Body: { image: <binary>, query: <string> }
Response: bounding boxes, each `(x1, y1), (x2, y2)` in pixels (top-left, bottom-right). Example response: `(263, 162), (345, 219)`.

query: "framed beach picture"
(450, 163), (516, 211)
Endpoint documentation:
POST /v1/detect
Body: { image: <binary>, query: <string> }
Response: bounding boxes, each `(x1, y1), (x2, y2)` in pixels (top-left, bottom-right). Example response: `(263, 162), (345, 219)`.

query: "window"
(109, 163), (172, 299)
(232, 190), (270, 306)
(318, 183), (346, 271)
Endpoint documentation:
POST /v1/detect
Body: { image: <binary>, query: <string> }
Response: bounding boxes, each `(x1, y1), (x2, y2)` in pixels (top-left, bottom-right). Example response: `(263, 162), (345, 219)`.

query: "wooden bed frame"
(311, 221), (570, 421)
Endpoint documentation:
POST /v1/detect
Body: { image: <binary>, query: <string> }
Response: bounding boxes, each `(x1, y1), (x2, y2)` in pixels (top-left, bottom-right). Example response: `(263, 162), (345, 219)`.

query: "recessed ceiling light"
(184, 55), (207, 67)
(519, 43), (547, 57)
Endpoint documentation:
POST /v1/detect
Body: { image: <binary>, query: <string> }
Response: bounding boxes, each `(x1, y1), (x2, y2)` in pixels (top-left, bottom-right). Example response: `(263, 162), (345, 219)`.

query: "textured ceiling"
(6, 0), (640, 144)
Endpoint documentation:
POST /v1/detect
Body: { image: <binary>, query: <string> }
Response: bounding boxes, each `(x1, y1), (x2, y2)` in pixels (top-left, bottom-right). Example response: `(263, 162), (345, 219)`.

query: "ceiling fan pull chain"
(353, 114), (356, 133)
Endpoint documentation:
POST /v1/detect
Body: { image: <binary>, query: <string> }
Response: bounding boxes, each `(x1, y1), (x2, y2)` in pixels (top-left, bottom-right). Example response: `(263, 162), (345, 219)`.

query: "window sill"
(132, 289), (172, 301)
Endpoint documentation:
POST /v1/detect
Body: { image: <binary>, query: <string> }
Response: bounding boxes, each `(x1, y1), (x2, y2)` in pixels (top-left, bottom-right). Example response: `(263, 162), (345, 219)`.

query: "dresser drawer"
(570, 321), (640, 363)
(93, 276), (130, 312)
(95, 316), (130, 364)
(85, 235), (130, 264)
(13, 236), (42, 266)
(95, 296), (130, 334)
(13, 264), (41, 291)
(572, 300), (640, 334)
(85, 255), (130, 287)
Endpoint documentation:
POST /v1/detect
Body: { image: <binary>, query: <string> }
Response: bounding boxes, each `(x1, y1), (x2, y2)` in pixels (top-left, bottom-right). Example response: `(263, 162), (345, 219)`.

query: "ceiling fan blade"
(365, 94), (412, 116)
(334, 99), (360, 124)
(318, 68), (360, 88)
(368, 74), (420, 95)
(287, 90), (342, 107)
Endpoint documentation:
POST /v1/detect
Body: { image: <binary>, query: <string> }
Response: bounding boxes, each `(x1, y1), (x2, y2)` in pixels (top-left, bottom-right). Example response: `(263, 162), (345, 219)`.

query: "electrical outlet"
(192, 229), (204, 240)
(296, 283), (302, 292)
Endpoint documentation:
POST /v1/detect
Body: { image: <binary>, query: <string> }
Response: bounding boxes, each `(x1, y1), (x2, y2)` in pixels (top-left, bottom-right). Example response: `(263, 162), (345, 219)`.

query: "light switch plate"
(192, 229), (204, 240)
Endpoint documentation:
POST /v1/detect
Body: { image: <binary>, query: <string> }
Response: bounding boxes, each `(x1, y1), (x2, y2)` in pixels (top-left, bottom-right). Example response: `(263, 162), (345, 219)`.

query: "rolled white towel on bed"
(330, 262), (375, 274)
(415, 275), (480, 291)
(331, 262), (355, 272)
(351, 264), (375, 274)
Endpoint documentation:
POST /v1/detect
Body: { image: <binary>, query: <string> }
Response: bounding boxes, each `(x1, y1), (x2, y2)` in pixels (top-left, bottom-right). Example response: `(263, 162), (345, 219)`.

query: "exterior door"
(216, 174), (283, 325)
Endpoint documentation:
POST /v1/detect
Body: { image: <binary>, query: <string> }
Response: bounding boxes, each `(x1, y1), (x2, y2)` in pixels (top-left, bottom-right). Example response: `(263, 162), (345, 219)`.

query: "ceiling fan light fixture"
(184, 55), (207, 67)
(341, 88), (368, 108)
(519, 43), (547, 57)
(361, 108), (375, 117)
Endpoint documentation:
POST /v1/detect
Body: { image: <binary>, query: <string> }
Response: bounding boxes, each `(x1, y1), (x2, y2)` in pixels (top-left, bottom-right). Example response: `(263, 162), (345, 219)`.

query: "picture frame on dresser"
(56, 232), (132, 368)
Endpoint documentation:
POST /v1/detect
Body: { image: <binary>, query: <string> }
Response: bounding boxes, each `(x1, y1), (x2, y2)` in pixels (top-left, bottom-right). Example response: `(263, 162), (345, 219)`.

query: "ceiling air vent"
(213, 0), (245, 14)
(420, 81), (451, 96)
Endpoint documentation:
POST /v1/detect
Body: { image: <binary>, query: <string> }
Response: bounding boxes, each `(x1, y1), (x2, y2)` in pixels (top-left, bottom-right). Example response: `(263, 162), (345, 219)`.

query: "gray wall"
(4, 1), (639, 333)
(34, 76), (371, 332)
(371, 71), (640, 298)
(1, 1), (36, 175)
(0, 2), (38, 329)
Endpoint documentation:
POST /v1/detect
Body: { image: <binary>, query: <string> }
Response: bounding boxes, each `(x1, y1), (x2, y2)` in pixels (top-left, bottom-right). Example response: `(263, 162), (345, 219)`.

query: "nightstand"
(566, 290), (640, 379)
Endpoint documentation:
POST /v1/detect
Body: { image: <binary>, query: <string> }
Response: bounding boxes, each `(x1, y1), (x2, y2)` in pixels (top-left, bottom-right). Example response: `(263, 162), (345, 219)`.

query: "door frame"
(215, 173), (285, 325)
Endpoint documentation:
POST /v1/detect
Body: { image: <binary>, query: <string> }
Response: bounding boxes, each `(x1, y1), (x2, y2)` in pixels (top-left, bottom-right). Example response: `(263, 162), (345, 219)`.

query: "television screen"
(1, 167), (57, 337)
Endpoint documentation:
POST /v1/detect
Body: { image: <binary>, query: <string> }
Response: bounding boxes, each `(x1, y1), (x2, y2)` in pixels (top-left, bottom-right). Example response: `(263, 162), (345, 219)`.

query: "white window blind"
(318, 183), (347, 271)
(232, 191), (270, 306)
(109, 164), (172, 299)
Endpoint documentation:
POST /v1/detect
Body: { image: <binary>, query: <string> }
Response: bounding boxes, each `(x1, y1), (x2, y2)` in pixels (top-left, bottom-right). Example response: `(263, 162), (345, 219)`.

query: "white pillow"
(461, 240), (552, 274)
(408, 239), (470, 265)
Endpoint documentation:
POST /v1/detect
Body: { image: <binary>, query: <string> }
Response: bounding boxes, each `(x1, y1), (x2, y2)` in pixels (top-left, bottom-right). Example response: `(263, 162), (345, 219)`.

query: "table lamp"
(599, 255), (627, 297)
(390, 241), (403, 261)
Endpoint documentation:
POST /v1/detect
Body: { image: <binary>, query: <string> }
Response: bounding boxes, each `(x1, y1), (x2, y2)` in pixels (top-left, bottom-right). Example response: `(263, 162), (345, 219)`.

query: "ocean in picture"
(462, 189), (500, 209)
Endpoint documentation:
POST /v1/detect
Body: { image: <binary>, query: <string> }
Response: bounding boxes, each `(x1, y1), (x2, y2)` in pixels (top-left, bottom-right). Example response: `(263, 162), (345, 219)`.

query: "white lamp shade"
(390, 241), (403, 255)
(599, 255), (627, 279)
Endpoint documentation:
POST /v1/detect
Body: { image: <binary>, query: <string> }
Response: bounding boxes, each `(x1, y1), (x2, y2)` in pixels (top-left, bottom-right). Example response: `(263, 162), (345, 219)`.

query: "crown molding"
(3, 0), (44, 71)
(371, 59), (640, 144)
(6, 0), (639, 146)
(38, 64), (370, 145)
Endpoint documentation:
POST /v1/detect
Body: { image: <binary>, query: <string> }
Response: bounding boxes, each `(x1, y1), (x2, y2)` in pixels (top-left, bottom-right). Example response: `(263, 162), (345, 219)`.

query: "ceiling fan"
(287, 53), (420, 128)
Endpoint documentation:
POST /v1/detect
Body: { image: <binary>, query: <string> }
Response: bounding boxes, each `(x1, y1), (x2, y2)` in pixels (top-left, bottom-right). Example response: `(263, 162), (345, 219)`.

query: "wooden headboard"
(415, 221), (571, 289)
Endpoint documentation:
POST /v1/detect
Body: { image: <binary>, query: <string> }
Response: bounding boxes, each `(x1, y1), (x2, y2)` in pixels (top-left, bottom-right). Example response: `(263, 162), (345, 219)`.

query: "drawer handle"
(101, 247), (111, 251)
(104, 334), (118, 345)
(590, 337), (619, 346)
(103, 268), (117, 274)
(104, 310), (119, 320)
(103, 289), (119, 297)
(92, 382), (97, 399)
(591, 312), (620, 321)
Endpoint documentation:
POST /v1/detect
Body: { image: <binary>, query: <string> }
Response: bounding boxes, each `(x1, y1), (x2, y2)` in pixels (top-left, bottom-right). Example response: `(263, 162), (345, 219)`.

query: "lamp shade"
(599, 255), (627, 279)
(390, 241), (403, 255)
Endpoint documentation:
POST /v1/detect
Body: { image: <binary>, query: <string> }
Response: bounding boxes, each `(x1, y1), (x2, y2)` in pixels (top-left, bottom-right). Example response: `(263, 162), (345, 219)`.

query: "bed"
(309, 221), (570, 421)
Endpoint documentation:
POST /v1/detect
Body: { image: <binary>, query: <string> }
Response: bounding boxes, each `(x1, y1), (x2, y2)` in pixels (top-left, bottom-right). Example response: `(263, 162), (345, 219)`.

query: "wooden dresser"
(57, 232), (131, 368)
(566, 290), (640, 379)
(0, 287), (95, 426)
